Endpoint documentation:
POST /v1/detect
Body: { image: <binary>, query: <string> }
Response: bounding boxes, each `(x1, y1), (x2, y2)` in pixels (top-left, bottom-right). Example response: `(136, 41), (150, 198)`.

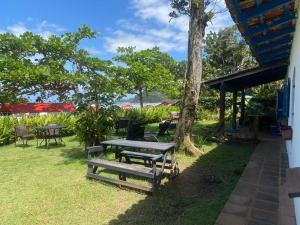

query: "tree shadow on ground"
(57, 147), (86, 165)
(107, 140), (255, 225)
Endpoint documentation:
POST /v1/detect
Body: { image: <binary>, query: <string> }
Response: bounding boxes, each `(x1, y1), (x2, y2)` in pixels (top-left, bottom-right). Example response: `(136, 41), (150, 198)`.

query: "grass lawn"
(0, 121), (256, 225)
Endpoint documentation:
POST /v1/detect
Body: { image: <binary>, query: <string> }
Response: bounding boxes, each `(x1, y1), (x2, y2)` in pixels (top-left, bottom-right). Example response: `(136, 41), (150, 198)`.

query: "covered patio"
(203, 63), (288, 137)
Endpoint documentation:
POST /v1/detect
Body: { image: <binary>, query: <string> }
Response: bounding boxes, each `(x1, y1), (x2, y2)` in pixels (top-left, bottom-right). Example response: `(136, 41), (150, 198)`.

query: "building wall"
(286, 4), (300, 224)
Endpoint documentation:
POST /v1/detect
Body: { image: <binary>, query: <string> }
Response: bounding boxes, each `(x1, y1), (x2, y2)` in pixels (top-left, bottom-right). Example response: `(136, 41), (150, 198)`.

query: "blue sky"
(0, 0), (234, 61)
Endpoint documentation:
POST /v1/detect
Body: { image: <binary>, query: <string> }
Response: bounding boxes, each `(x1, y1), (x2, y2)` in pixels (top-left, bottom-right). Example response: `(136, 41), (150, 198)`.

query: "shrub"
(117, 106), (179, 123)
(0, 116), (17, 144)
(19, 113), (78, 136)
(74, 109), (114, 148)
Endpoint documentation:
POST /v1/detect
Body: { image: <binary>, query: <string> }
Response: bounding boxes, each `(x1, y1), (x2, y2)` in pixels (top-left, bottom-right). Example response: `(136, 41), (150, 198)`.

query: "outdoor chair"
(46, 124), (63, 145)
(115, 118), (130, 134)
(15, 125), (34, 146)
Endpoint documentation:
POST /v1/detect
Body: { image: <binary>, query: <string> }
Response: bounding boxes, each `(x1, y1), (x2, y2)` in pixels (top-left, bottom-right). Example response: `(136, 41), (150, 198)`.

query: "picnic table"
(35, 125), (66, 147)
(86, 139), (179, 192)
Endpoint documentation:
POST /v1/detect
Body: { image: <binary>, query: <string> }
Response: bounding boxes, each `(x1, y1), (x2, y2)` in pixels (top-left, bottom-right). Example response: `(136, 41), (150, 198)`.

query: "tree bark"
(138, 87), (144, 108)
(175, 1), (205, 155)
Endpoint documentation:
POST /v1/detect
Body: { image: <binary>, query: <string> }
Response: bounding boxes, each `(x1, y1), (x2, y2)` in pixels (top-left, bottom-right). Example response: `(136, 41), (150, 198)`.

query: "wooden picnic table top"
(101, 139), (175, 153)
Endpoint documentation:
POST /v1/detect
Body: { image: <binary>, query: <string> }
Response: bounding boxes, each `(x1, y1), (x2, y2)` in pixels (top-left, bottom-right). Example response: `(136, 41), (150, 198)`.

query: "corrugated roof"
(0, 103), (76, 114)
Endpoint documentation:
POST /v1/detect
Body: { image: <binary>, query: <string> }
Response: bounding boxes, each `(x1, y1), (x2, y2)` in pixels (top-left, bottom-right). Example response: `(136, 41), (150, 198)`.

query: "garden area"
(0, 2), (280, 224)
(0, 112), (256, 225)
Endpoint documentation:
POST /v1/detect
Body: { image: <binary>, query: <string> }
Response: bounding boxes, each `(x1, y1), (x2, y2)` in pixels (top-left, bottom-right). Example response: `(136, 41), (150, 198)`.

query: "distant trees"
(113, 47), (181, 108)
(204, 26), (257, 77)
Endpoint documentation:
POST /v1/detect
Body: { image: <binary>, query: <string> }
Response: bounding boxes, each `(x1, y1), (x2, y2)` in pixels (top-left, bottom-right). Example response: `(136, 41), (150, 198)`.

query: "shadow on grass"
(57, 147), (86, 165)
(107, 140), (255, 225)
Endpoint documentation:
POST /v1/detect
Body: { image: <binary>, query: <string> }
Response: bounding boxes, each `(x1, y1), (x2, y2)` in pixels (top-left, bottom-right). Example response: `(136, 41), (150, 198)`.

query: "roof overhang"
(203, 63), (288, 90)
(225, 0), (298, 67)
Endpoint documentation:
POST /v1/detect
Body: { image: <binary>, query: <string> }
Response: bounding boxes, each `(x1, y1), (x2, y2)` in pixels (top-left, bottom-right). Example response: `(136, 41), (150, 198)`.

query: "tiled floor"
(215, 138), (296, 225)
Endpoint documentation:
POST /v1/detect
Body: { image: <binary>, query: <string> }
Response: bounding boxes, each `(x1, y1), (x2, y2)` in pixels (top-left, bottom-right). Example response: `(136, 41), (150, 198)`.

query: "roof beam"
(259, 54), (290, 63)
(247, 14), (296, 35)
(257, 48), (290, 61)
(256, 43), (291, 55)
(261, 57), (289, 67)
(250, 26), (295, 45)
(254, 35), (293, 52)
(234, 0), (294, 22)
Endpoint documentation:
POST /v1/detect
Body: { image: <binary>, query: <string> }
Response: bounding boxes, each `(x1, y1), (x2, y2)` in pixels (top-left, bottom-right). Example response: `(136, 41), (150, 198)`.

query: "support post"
(240, 89), (245, 125)
(219, 83), (226, 137)
(232, 90), (237, 129)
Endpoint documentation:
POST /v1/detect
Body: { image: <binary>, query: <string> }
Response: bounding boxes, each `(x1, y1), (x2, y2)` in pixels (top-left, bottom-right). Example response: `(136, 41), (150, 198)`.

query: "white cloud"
(3, 20), (65, 38)
(105, 30), (168, 52)
(7, 23), (28, 36)
(104, 0), (233, 54)
(84, 47), (102, 55)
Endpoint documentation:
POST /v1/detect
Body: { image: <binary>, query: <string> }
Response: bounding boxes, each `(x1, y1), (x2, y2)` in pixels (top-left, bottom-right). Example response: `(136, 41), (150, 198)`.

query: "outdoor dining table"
(35, 125), (66, 147)
(101, 139), (177, 172)
(102, 139), (175, 156)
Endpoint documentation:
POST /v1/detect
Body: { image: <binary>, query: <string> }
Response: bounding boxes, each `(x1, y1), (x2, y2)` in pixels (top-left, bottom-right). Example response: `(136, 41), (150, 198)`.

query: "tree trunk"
(138, 87), (144, 108)
(175, 1), (205, 155)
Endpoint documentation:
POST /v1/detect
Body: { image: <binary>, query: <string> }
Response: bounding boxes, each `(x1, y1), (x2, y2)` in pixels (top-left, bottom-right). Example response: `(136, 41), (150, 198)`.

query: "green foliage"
(0, 24), (121, 105)
(0, 116), (16, 143)
(0, 113), (77, 144)
(74, 109), (114, 147)
(117, 106), (179, 123)
(113, 47), (181, 107)
(204, 26), (258, 76)
(19, 113), (77, 136)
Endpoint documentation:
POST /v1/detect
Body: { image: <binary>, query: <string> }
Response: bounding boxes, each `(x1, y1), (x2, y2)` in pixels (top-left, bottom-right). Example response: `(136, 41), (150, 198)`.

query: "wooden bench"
(86, 146), (165, 192)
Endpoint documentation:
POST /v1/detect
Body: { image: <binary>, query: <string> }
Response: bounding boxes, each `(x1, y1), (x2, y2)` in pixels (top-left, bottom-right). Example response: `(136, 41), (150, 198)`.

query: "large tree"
(170, 0), (213, 155)
(113, 47), (180, 107)
(205, 26), (257, 76)
(0, 25), (120, 107)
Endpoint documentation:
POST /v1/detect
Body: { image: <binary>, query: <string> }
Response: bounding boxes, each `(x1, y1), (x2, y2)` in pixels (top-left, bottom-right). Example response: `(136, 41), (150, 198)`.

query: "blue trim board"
(232, 0), (294, 23)
(260, 56), (289, 65)
(254, 35), (293, 52)
(248, 14), (296, 35)
(256, 43), (291, 55)
(257, 49), (290, 61)
(250, 27), (295, 45)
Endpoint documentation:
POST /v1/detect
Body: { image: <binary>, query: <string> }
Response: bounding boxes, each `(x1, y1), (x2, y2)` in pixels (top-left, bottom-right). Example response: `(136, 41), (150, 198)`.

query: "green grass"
(0, 121), (256, 225)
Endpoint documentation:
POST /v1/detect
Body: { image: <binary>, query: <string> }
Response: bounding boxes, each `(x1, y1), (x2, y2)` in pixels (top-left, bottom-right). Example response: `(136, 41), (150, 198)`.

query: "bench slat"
(87, 159), (155, 178)
(87, 173), (153, 192)
(121, 150), (159, 159)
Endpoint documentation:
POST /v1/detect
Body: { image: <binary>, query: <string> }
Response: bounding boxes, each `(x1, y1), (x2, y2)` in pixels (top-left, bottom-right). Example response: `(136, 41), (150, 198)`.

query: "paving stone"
(214, 139), (296, 225)
(233, 181), (258, 197)
(251, 209), (278, 225)
(248, 219), (274, 225)
(258, 186), (279, 196)
(222, 202), (249, 217)
(256, 192), (279, 203)
(278, 215), (296, 225)
(228, 194), (252, 206)
(216, 212), (247, 225)
(253, 200), (279, 212)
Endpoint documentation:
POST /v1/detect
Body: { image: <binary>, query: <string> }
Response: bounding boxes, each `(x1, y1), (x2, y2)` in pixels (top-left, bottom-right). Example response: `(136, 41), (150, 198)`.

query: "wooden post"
(240, 89), (245, 125)
(232, 90), (237, 129)
(219, 83), (226, 137)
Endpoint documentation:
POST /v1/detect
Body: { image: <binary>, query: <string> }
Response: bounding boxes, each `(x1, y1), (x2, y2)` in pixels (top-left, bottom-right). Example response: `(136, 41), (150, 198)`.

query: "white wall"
(286, 4), (300, 224)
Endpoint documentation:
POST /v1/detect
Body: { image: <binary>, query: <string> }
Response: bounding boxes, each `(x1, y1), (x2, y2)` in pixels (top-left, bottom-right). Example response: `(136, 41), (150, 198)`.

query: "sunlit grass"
(0, 121), (255, 225)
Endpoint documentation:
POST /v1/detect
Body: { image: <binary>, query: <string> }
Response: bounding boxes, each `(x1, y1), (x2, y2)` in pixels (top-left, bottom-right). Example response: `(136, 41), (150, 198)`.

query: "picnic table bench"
(86, 140), (179, 192)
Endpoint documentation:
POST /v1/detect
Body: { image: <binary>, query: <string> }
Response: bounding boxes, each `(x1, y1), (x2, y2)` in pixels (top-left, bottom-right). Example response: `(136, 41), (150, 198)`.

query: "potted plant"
(281, 126), (293, 140)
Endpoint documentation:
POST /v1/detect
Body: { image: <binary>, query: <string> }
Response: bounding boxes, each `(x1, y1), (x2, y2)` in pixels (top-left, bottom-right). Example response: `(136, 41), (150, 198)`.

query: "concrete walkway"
(215, 138), (296, 225)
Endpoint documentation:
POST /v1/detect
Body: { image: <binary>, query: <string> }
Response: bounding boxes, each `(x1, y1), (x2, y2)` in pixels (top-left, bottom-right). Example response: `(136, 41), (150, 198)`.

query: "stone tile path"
(215, 138), (296, 225)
